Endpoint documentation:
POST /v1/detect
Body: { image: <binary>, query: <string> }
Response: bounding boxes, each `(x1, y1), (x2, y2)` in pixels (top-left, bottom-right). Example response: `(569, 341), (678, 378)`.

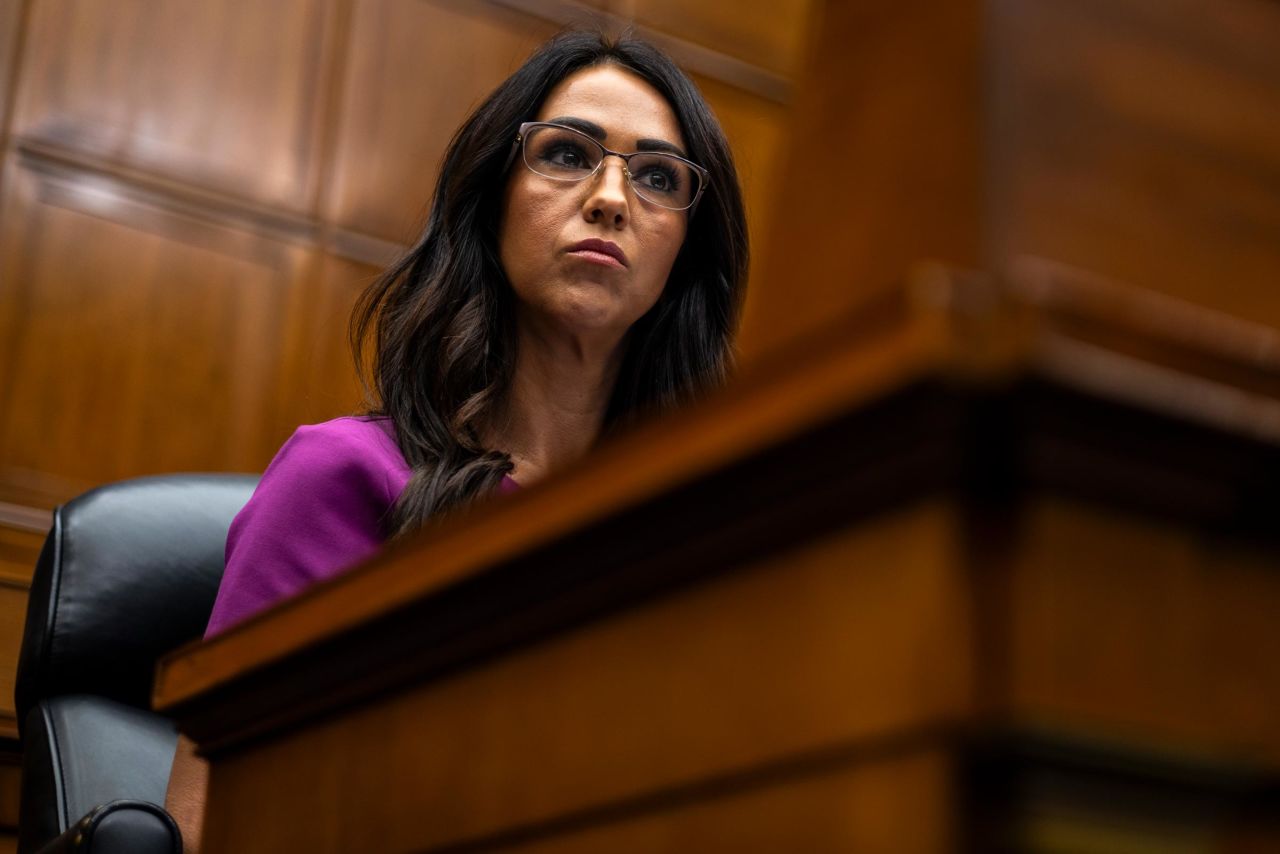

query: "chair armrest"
(20, 695), (179, 851)
(34, 800), (181, 854)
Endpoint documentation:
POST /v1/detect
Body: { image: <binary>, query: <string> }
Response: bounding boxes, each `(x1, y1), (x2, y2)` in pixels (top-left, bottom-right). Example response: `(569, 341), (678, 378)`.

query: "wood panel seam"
(0, 0), (34, 218)
(0, 501), (51, 533)
(483, 0), (794, 103)
(417, 719), (962, 853)
(12, 138), (410, 266)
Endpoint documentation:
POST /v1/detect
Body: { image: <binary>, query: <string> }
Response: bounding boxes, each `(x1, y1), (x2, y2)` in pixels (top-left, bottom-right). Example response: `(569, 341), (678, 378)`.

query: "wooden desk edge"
(153, 263), (1280, 736)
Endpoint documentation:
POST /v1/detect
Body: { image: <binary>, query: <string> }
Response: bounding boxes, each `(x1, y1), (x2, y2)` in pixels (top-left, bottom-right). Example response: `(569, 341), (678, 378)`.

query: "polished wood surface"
(158, 267), (1280, 851)
(990, 0), (1280, 325)
(325, 1), (556, 242)
(738, 0), (985, 363)
(628, 0), (817, 78)
(0, 2), (25, 156)
(0, 0), (803, 504)
(197, 501), (968, 851)
(0, 583), (26, 739)
(7, 0), (1280, 846)
(0, 522), (42, 739)
(154, 278), (941, 724)
(482, 750), (953, 853)
(156, 262), (1280, 726)
(692, 72), (792, 337)
(13, 0), (338, 211)
(1005, 498), (1280, 753)
(276, 253), (382, 427)
(0, 155), (309, 502)
(0, 0), (807, 748)
(739, 0), (1280, 364)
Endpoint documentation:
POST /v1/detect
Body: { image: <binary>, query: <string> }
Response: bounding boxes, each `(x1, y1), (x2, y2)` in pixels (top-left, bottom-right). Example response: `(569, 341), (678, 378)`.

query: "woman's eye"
(644, 172), (669, 190)
(637, 165), (680, 193)
(544, 144), (589, 169)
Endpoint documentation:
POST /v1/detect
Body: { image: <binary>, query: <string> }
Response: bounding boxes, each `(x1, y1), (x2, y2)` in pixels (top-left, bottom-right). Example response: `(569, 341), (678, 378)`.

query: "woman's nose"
(583, 156), (631, 227)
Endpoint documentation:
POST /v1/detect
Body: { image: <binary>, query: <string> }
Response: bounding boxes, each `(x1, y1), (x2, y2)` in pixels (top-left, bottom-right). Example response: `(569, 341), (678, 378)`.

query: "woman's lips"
(567, 248), (626, 269)
(566, 239), (628, 269)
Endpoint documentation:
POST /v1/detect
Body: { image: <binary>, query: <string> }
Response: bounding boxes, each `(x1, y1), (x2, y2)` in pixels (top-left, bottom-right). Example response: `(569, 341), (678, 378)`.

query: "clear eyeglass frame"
(512, 121), (710, 212)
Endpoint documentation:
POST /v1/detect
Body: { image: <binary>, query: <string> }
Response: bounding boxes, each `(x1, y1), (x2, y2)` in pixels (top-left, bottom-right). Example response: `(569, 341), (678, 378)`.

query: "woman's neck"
(487, 319), (627, 484)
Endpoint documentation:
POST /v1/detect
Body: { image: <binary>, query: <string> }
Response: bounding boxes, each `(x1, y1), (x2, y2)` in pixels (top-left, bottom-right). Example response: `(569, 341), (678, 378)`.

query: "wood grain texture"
(689, 73), (792, 346)
(275, 253), (383, 427)
(738, 0), (1280, 365)
(0, 0), (813, 782)
(964, 729), (1280, 851)
(0, 156), (310, 508)
(478, 751), (952, 853)
(489, 0), (795, 103)
(0, 1), (28, 136)
(0, 523), (41, 587)
(0, 0), (29, 218)
(158, 264), (1280, 753)
(1004, 497), (1280, 760)
(627, 0), (818, 78)
(0, 523), (38, 740)
(402, 748), (952, 853)
(199, 502), (972, 852)
(0, 582), (27, 737)
(157, 261), (1280, 850)
(324, 0), (555, 241)
(990, 0), (1280, 328)
(164, 265), (1280, 848)
(12, 0), (338, 211)
(154, 280), (940, 720)
(737, 0), (985, 364)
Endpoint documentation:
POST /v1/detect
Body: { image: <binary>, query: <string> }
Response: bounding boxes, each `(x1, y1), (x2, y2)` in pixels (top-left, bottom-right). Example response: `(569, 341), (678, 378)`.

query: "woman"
(167, 29), (747, 851)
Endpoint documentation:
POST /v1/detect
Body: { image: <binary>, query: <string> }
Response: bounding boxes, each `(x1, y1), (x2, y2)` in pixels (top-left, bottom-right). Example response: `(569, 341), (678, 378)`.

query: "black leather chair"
(14, 474), (258, 854)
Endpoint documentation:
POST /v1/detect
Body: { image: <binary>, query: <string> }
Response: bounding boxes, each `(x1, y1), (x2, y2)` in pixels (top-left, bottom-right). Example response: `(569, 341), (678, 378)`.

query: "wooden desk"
(156, 0), (1280, 847)
(156, 266), (1280, 852)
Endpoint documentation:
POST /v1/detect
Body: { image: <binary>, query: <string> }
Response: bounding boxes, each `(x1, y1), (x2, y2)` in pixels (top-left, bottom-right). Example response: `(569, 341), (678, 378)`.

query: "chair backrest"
(15, 473), (258, 725)
(14, 474), (257, 852)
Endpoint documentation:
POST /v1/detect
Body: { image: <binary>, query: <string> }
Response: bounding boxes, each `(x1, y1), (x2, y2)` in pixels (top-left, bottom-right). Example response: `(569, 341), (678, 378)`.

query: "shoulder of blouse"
(203, 417), (409, 637)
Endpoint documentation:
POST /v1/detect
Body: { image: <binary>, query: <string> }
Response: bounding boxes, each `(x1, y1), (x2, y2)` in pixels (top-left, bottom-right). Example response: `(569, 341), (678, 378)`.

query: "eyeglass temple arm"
(502, 131), (523, 173)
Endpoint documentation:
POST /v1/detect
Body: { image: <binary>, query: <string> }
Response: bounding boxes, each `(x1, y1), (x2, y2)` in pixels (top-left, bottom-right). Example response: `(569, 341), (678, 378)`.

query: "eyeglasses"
(512, 121), (709, 212)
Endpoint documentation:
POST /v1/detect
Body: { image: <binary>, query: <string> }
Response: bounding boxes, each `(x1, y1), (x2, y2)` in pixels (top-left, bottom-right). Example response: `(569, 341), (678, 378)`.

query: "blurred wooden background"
(0, 4), (814, 848)
(0, 0), (816, 749)
(4, 0), (1280, 848)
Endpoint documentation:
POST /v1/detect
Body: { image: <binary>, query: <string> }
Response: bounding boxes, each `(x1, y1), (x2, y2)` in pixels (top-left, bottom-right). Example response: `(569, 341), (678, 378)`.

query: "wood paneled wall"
(739, 0), (1280, 362)
(0, 0), (813, 739)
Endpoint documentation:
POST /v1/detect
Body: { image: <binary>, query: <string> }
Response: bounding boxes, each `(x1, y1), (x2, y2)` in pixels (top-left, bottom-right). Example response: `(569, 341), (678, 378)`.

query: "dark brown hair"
(351, 31), (749, 536)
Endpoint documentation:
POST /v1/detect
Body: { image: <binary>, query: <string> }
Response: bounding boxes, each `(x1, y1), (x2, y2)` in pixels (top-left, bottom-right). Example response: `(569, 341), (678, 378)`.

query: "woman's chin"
(545, 287), (634, 334)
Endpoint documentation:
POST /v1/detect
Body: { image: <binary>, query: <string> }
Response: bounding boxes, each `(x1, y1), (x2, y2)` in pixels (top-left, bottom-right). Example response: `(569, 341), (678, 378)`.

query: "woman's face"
(499, 64), (690, 348)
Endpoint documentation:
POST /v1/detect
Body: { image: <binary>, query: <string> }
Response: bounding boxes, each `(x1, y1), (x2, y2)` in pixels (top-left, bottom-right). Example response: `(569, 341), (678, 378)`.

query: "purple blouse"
(205, 416), (517, 637)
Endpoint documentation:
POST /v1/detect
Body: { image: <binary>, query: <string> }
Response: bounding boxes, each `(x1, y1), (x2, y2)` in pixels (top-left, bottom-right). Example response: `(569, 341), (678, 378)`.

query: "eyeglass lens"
(522, 124), (700, 210)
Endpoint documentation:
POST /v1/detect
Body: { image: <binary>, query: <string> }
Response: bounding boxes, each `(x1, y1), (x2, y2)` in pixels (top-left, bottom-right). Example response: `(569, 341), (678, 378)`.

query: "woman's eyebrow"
(637, 138), (688, 158)
(546, 116), (606, 140)
(546, 116), (689, 158)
